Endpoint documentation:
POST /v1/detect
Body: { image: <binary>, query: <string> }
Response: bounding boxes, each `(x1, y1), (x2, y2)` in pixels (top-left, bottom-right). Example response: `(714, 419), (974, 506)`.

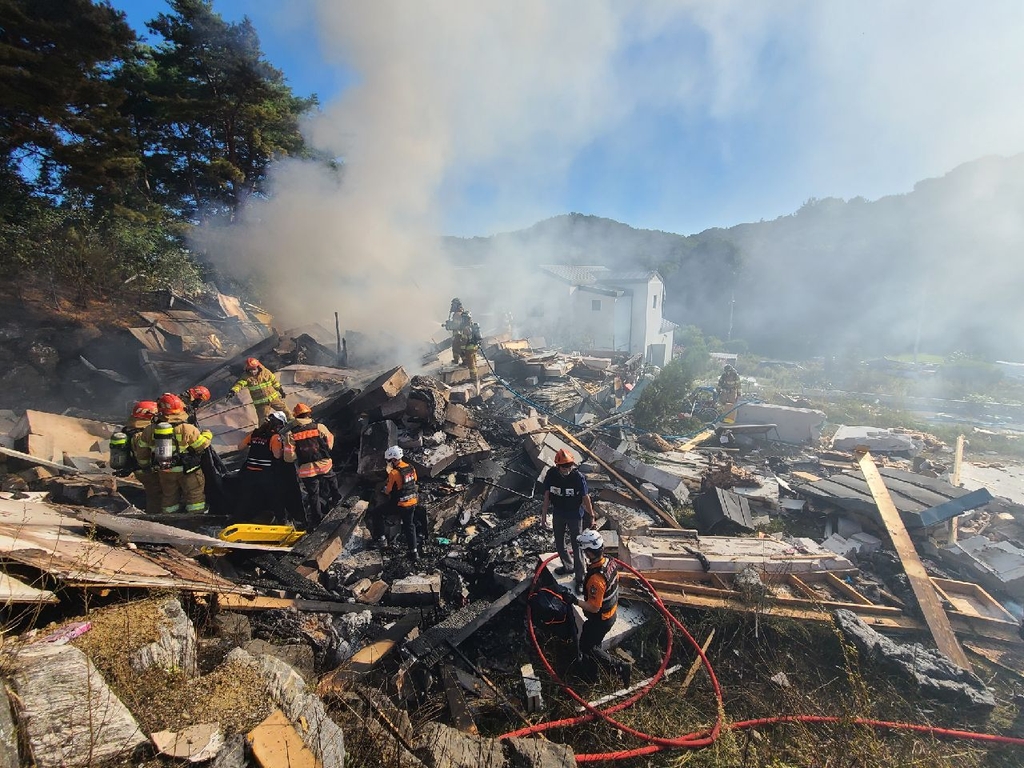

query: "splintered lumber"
(247, 709), (321, 768)
(677, 429), (716, 453)
(348, 366), (410, 412)
(319, 614), (420, 694)
(215, 593), (406, 616)
(552, 425), (681, 529)
(857, 450), (971, 670)
(0, 444), (81, 474)
(442, 666), (478, 733)
(680, 629), (716, 692)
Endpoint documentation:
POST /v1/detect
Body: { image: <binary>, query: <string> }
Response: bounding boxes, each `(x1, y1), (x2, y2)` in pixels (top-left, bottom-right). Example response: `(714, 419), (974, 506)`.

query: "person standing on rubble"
(283, 402), (341, 528)
(135, 393), (213, 514)
(234, 410), (287, 522)
(446, 298), (467, 366)
(717, 364), (741, 406)
(116, 400), (163, 516)
(541, 448), (595, 593)
(227, 357), (287, 424)
(375, 446), (424, 561)
(566, 529), (631, 686)
(462, 312), (482, 388)
(179, 386), (211, 426)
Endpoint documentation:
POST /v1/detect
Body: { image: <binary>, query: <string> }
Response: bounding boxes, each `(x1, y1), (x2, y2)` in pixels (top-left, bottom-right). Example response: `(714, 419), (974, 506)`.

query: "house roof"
(659, 318), (679, 334)
(540, 264), (663, 287)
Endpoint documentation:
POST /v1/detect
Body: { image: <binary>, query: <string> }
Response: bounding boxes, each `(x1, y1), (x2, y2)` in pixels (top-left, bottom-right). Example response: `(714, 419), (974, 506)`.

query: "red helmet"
(157, 393), (186, 415)
(186, 385), (211, 402)
(293, 402), (312, 417)
(554, 448), (576, 466)
(245, 357), (261, 371)
(131, 400), (159, 420)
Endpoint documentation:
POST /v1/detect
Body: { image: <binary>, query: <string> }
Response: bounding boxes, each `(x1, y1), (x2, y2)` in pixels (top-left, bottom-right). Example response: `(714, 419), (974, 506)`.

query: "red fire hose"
(500, 555), (1024, 762)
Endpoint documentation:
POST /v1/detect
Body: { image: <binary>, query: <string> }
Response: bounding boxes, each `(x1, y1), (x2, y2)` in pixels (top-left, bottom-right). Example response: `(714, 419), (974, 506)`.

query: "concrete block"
(732, 403), (826, 445)
(388, 572), (442, 607)
(521, 663), (543, 713)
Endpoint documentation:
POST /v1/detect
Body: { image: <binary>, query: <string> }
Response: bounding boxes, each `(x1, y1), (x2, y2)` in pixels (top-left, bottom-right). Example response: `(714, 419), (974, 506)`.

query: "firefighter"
(565, 529), (631, 686)
(283, 402), (341, 528)
(135, 393), (213, 514)
(381, 446), (422, 561)
(462, 313), (482, 387)
(228, 357), (287, 424)
(234, 410), (287, 522)
(540, 448), (595, 593)
(717, 364), (741, 406)
(446, 298), (467, 365)
(111, 400), (163, 516)
(180, 385), (211, 426)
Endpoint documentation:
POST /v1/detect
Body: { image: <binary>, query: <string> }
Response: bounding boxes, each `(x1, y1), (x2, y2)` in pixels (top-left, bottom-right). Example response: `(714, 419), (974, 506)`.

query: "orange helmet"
(131, 400), (159, 420)
(293, 403), (312, 417)
(186, 385), (211, 403)
(245, 357), (261, 371)
(554, 448), (576, 466)
(157, 392), (185, 416)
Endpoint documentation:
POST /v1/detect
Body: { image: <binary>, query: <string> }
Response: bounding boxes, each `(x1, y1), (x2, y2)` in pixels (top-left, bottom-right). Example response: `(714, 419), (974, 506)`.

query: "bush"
(633, 357), (698, 432)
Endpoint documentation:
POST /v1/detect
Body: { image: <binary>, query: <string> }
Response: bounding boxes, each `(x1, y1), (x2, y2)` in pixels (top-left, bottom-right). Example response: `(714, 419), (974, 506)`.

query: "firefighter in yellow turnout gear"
(136, 393), (213, 514)
(228, 357), (287, 424)
(110, 400), (163, 516)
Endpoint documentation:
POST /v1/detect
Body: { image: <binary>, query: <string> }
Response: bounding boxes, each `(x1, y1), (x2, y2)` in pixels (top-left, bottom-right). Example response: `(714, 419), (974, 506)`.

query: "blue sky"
(111, 1), (1024, 238)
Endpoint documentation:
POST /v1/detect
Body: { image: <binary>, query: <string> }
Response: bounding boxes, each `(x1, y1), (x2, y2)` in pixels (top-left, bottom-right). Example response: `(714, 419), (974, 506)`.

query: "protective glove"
(565, 591), (579, 606)
(226, 391), (237, 401)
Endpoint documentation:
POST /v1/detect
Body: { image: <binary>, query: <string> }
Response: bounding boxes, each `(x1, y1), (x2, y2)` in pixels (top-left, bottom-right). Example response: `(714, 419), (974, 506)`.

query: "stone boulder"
(130, 598), (198, 677)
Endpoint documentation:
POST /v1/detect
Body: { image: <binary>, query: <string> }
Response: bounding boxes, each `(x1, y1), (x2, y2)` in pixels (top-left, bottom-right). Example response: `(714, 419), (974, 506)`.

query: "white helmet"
(577, 529), (605, 551)
(384, 446), (403, 462)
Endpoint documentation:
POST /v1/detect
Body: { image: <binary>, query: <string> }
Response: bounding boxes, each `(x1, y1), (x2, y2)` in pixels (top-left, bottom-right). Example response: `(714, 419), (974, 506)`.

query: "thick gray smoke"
(196, 0), (1024, 364)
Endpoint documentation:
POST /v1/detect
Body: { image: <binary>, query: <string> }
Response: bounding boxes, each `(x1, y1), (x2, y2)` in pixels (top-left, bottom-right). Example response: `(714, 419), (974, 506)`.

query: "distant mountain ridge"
(444, 153), (1024, 359)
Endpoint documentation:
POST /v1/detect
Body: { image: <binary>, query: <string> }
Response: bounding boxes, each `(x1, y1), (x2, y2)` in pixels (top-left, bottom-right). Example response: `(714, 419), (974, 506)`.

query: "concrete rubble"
(3, 328), (1024, 764)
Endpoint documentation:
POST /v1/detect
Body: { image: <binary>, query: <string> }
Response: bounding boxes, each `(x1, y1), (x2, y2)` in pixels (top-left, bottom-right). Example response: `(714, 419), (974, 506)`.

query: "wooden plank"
(247, 709), (321, 768)
(856, 450), (971, 669)
(932, 577), (1016, 622)
(0, 445), (80, 475)
(680, 629), (715, 692)
(791, 471), (821, 483)
(74, 509), (293, 552)
(442, 666), (478, 734)
(949, 435), (965, 543)
(319, 615), (420, 696)
(216, 593), (407, 617)
(0, 573), (57, 604)
(824, 572), (874, 606)
(677, 429), (715, 453)
(553, 425), (681, 529)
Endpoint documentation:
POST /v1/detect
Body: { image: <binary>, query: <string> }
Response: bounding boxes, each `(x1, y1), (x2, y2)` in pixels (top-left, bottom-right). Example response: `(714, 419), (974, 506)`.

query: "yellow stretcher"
(217, 524), (305, 547)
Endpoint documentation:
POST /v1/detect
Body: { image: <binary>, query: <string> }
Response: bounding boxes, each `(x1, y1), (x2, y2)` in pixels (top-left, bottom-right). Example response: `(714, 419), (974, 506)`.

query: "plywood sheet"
(247, 709), (321, 768)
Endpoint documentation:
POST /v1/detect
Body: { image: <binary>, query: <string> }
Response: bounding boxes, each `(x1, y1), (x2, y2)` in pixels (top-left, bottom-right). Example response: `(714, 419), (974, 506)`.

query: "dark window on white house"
(653, 294), (658, 309)
(592, 300), (601, 311)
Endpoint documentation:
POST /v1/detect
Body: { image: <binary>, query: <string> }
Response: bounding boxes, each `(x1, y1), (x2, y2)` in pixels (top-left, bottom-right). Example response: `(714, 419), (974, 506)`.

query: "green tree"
(0, 0), (142, 204)
(142, 0), (317, 221)
(633, 357), (697, 433)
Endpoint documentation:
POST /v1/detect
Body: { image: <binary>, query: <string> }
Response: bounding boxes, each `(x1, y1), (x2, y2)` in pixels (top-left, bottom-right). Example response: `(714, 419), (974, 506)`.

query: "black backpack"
(529, 585), (573, 628)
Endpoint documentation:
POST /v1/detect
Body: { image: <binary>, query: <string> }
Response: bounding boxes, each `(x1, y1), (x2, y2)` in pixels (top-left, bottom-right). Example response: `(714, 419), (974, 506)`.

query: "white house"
(538, 265), (676, 366)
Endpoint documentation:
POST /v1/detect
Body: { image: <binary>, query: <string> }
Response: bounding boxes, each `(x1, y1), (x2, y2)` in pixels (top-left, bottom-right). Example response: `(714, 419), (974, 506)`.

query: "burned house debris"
(2, 324), (1024, 767)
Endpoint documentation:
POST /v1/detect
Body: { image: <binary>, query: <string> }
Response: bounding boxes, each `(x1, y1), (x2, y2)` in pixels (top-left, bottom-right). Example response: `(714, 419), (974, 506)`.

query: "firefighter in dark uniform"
(234, 410), (287, 521)
(567, 529), (631, 686)
(541, 448), (595, 593)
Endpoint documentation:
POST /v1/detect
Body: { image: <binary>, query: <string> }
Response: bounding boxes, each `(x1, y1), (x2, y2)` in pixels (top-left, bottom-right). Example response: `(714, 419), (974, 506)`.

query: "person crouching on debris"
(227, 357), (287, 424)
(136, 393), (213, 514)
(234, 411), (287, 522)
(283, 403), (341, 528)
(379, 446), (424, 562)
(566, 529), (631, 687)
(541, 448), (595, 593)
(179, 385), (211, 426)
(113, 400), (162, 515)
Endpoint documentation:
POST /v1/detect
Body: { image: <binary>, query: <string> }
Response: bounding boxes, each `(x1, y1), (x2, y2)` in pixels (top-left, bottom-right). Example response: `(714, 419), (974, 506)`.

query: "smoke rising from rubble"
(197, 1), (1024, 362)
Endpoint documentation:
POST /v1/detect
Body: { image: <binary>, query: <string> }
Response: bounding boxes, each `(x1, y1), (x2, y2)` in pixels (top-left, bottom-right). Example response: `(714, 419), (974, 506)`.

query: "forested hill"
(444, 153), (1024, 360)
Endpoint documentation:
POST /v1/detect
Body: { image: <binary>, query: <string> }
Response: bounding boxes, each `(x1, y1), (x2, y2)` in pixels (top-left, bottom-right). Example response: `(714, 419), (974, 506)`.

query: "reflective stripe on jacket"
(584, 556), (619, 620)
(136, 413), (211, 473)
(283, 417), (334, 478)
(230, 366), (284, 405)
(385, 461), (418, 507)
